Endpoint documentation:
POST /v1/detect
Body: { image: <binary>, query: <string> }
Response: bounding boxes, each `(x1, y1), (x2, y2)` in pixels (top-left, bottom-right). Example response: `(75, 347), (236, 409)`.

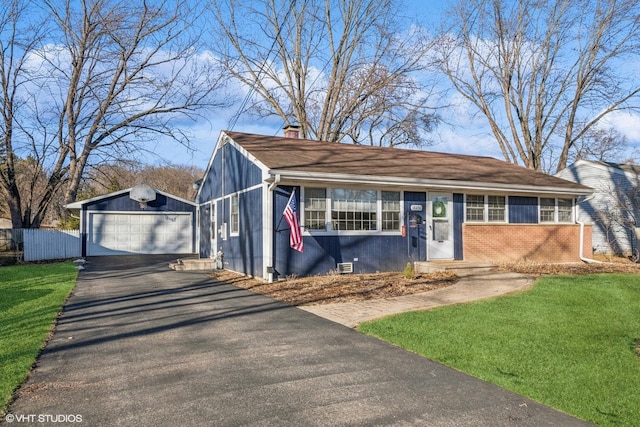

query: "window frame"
(301, 187), (402, 234)
(487, 195), (506, 222)
(303, 187), (327, 231)
(539, 197), (574, 223)
(464, 194), (507, 223)
(230, 193), (239, 236)
(465, 194), (485, 222)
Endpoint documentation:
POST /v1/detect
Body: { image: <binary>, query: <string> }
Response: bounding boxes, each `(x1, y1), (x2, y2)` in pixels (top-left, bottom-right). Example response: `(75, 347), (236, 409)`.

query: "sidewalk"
(300, 269), (534, 328)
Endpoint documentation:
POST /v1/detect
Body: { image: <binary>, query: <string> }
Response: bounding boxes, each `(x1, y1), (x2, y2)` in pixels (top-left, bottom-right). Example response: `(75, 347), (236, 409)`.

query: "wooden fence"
(0, 229), (81, 262)
(0, 229), (23, 251)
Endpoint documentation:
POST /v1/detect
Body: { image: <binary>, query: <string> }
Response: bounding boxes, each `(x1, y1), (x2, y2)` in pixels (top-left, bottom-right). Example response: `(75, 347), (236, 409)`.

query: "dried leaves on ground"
(210, 270), (457, 306)
(500, 259), (640, 276)
(211, 257), (640, 307)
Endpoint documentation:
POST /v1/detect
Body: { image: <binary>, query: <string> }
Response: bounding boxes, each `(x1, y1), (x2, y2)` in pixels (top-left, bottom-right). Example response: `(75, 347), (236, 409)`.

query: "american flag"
(284, 190), (304, 252)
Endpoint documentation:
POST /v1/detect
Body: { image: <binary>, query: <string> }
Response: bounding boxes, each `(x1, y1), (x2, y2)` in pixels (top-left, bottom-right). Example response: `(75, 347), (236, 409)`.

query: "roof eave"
(266, 170), (593, 196)
(64, 187), (197, 210)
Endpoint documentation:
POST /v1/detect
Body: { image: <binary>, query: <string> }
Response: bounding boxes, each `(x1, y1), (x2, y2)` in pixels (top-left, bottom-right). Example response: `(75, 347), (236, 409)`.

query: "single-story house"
(66, 185), (197, 256)
(195, 128), (594, 281)
(556, 159), (640, 256)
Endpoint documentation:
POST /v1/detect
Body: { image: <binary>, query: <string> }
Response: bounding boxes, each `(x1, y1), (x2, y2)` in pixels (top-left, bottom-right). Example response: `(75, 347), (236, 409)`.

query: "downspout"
(577, 220), (601, 264)
(268, 174), (281, 192)
(266, 174), (281, 283)
(576, 194), (601, 264)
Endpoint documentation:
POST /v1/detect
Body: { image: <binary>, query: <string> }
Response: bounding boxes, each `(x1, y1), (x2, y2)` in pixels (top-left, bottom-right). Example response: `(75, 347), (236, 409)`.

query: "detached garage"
(66, 185), (197, 257)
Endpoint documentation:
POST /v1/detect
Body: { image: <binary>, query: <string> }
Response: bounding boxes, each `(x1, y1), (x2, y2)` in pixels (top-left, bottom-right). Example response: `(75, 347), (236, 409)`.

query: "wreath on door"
(433, 200), (446, 218)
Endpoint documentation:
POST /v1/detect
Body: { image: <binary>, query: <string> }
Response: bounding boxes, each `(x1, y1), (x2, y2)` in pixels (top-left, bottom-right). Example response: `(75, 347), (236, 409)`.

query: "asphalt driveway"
(7, 255), (592, 426)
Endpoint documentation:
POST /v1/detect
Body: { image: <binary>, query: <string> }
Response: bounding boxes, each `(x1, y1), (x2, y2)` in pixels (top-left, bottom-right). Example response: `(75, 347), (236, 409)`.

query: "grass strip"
(0, 263), (77, 415)
(359, 274), (640, 427)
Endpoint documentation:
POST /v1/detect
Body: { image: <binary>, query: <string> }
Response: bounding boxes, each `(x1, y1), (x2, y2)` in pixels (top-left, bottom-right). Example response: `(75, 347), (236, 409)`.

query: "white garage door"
(88, 212), (193, 256)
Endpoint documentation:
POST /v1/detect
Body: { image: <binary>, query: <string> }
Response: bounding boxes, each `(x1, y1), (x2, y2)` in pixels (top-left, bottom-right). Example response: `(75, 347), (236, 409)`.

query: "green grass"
(359, 274), (640, 427)
(0, 263), (77, 415)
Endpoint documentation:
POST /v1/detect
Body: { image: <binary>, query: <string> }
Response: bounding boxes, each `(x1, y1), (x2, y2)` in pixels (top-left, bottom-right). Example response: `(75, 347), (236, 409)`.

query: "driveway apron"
(7, 255), (592, 426)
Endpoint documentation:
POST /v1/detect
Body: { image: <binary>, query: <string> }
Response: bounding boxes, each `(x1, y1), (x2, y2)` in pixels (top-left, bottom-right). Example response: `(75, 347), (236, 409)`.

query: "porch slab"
(169, 257), (217, 271)
(414, 261), (497, 276)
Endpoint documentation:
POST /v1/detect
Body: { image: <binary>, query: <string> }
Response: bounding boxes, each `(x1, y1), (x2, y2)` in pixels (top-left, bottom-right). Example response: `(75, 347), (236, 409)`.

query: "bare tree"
(0, 0), (50, 228)
(1, 0), (228, 228)
(81, 161), (203, 201)
(571, 127), (628, 164)
(597, 173), (640, 259)
(209, 0), (438, 146)
(436, 0), (640, 172)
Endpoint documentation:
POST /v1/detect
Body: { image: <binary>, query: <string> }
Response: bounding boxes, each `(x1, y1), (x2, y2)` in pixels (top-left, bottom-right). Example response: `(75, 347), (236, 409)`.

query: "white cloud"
(601, 111), (640, 142)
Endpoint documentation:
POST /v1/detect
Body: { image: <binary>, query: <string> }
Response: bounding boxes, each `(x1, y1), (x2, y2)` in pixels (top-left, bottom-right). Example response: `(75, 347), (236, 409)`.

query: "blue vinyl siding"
(509, 196), (538, 223)
(225, 144), (262, 194)
(84, 192), (195, 213)
(197, 142), (262, 203)
(404, 192), (426, 262)
(199, 204), (211, 258)
(220, 187), (263, 278)
(272, 186), (406, 278)
(453, 193), (464, 260)
(198, 151), (223, 203)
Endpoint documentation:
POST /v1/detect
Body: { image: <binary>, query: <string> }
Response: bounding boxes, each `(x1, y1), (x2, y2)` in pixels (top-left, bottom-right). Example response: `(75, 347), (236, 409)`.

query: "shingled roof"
(224, 131), (591, 194)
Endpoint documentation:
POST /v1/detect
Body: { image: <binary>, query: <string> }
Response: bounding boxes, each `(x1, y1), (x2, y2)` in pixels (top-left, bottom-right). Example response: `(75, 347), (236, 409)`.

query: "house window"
(381, 191), (401, 230)
(540, 198), (556, 222)
(230, 194), (239, 234)
(466, 195), (485, 221)
(558, 198), (573, 222)
(304, 188), (326, 230)
(302, 188), (401, 232)
(488, 196), (506, 222)
(331, 189), (377, 230)
(540, 197), (573, 223)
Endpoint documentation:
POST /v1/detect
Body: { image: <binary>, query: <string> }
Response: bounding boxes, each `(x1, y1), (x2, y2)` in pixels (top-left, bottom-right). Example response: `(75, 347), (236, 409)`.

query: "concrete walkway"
(301, 269), (535, 328)
(6, 256), (590, 426)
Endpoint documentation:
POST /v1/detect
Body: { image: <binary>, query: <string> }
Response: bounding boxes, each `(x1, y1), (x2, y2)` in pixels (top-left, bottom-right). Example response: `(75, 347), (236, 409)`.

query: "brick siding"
(463, 224), (593, 263)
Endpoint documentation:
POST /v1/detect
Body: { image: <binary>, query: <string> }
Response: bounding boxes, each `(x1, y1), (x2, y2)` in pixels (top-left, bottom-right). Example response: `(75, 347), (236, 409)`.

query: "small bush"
(402, 262), (415, 279)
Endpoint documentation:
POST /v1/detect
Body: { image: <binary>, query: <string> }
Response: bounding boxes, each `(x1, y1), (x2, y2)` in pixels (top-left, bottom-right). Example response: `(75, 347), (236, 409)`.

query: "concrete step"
(169, 258), (217, 271)
(414, 261), (497, 277)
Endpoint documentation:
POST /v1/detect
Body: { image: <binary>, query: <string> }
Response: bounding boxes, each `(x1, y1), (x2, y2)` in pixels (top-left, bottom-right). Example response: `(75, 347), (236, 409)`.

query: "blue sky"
(144, 0), (640, 171)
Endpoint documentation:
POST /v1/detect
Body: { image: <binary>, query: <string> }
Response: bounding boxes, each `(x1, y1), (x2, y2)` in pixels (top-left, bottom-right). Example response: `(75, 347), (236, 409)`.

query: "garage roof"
(65, 187), (196, 209)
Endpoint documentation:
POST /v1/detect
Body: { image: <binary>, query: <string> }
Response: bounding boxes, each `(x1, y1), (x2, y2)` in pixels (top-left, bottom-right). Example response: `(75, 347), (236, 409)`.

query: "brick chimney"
(283, 124), (300, 139)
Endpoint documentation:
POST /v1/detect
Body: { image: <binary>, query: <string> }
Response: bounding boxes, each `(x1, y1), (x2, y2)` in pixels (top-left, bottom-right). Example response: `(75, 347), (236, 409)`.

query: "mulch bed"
(209, 270), (457, 306)
(210, 259), (640, 307)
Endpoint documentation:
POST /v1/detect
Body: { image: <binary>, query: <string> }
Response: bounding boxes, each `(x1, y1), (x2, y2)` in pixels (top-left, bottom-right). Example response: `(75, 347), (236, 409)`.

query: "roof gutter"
(266, 170), (592, 197)
(268, 173), (281, 192)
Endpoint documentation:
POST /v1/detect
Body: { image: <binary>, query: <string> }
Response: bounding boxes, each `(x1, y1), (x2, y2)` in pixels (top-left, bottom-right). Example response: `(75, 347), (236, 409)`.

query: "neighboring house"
(66, 185), (197, 256)
(556, 159), (640, 256)
(195, 129), (593, 281)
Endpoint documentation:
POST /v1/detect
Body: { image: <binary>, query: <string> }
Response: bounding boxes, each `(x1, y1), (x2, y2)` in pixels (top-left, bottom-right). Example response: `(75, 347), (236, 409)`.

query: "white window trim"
(229, 193), (239, 236)
(464, 194), (508, 223)
(301, 187), (403, 235)
(539, 197), (574, 223)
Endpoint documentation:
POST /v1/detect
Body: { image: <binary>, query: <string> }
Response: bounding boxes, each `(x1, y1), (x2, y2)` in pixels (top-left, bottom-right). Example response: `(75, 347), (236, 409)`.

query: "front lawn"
(0, 263), (77, 416)
(359, 274), (640, 427)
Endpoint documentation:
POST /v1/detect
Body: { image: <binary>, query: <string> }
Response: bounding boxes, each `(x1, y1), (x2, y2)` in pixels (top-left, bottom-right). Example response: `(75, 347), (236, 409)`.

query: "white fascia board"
(154, 190), (197, 206)
(266, 170), (593, 197)
(195, 132), (227, 202)
(222, 131), (271, 174)
(65, 187), (196, 210)
(196, 131), (273, 202)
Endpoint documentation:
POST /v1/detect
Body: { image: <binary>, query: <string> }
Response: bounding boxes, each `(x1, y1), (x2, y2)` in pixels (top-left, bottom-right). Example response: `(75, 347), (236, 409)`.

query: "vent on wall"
(337, 262), (353, 274)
